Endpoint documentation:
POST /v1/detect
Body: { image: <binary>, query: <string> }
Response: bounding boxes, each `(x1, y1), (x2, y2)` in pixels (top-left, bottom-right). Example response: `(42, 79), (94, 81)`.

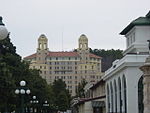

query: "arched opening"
(122, 75), (127, 113)
(107, 84), (110, 113)
(118, 77), (122, 113)
(44, 43), (47, 49)
(138, 76), (144, 113)
(110, 82), (114, 113)
(114, 80), (117, 113)
(39, 43), (42, 49)
(79, 43), (82, 48)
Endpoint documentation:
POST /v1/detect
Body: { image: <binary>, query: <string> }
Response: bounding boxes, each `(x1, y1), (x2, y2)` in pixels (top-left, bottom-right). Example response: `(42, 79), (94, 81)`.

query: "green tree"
(90, 48), (123, 72)
(0, 36), (53, 113)
(76, 79), (87, 98)
(74, 48), (123, 72)
(0, 36), (21, 112)
(52, 79), (71, 111)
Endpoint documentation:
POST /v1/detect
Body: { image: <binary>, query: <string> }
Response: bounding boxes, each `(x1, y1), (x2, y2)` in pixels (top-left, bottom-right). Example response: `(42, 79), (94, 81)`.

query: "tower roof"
(38, 34), (48, 41)
(120, 11), (150, 35)
(79, 34), (88, 41)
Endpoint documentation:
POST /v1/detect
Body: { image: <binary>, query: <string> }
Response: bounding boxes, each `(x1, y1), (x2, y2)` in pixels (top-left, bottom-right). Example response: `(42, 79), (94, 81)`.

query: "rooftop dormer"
(120, 11), (150, 55)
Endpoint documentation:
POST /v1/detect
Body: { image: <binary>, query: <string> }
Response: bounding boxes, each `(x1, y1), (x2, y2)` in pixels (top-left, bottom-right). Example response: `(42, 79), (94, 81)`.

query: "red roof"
(48, 52), (79, 57)
(24, 53), (36, 59)
(89, 53), (101, 59)
(24, 51), (101, 59)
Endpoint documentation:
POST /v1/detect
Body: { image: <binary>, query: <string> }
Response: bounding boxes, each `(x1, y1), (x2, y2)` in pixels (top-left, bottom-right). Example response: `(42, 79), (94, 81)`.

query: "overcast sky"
(0, 0), (149, 57)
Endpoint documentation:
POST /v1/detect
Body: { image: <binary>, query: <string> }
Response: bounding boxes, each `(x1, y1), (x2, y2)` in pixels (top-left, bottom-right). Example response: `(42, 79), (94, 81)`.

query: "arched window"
(80, 43), (82, 48)
(39, 43), (42, 49)
(110, 82), (114, 113)
(114, 80), (117, 113)
(122, 75), (127, 113)
(138, 76), (144, 113)
(44, 43), (47, 49)
(107, 84), (110, 113)
(118, 77), (122, 113)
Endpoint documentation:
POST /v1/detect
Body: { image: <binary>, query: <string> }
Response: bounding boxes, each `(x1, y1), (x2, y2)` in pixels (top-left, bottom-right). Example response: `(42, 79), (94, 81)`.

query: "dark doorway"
(138, 76), (144, 113)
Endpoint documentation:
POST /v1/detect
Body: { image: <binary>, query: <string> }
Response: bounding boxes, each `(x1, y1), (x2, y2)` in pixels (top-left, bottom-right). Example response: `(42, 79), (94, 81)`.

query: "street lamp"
(43, 101), (49, 113)
(0, 16), (8, 40)
(15, 80), (31, 113)
(30, 96), (39, 113)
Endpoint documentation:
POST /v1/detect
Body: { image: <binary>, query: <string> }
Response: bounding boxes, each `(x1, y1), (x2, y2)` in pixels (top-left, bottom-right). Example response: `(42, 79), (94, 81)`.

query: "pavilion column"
(140, 56), (150, 113)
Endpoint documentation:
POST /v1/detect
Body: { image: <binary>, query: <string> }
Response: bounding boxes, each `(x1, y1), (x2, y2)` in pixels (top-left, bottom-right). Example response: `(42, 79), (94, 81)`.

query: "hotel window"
(85, 66), (87, 69)
(92, 66), (94, 69)
(75, 66), (77, 70)
(70, 90), (72, 93)
(75, 81), (77, 84)
(85, 70), (87, 73)
(56, 57), (58, 60)
(69, 57), (71, 60)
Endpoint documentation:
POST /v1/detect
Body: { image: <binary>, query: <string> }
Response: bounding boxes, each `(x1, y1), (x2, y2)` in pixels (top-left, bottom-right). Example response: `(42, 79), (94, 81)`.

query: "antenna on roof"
(62, 26), (64, 52)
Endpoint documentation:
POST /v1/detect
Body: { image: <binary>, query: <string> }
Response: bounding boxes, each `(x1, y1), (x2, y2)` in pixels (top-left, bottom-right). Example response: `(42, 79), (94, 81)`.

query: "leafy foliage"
(90, 48), (123, 72)
(76, 79), (87, 98)
(0, 36), (53, 112)
(74, 48), (123, 72)
(52, 79), (71, 111)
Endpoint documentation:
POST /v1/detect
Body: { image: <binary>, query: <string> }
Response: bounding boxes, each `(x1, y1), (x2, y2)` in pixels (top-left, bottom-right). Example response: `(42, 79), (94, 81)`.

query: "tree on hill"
(90, 48), (123, 72)
(74, 48), (123, 72)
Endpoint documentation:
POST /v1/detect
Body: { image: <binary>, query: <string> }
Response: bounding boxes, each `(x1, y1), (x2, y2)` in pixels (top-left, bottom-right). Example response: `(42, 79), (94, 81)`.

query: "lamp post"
(15, 80), (31, 113)
(43, 101), (49, 113)
(30, 96), (39, 113)
(0, 16), (8, 40)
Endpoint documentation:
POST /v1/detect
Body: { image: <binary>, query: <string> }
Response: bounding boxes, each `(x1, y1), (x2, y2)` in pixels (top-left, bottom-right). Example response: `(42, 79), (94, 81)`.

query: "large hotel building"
(24, 34), (103, 96)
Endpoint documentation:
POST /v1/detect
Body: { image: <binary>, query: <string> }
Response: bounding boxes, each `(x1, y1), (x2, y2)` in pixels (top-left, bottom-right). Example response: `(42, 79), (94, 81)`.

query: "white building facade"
(103, 11), (150, 113)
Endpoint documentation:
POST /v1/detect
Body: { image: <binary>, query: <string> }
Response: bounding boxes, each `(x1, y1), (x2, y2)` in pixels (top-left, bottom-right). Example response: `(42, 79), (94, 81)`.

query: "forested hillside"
(90, 49), (123, 72)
